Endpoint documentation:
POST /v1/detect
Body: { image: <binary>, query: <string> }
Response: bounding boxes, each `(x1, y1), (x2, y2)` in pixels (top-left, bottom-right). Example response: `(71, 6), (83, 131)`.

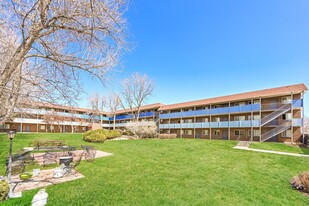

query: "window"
(282, 113), (292, 120)
(40, 125), (45, 130)
(239, 102), (246, 106)
(3, 124), (10, 129)
(248, 115), (261, 120)
(248, 130), (260, 137)
(282, 130), (292, 137)
(203, 118), (209, 122)
(282, 96), (292, 104)
(214, 117), (220, 122)
(234, 130), (245, 136)
(214, 130), (220, 136)
(184, 119), (193, 123)
(203, 130), (209, 136)
(234, 116), (245, 121)
(50, 125), (54, 130)
(253, 99), (260, 104)
(185, 130), (192, 135)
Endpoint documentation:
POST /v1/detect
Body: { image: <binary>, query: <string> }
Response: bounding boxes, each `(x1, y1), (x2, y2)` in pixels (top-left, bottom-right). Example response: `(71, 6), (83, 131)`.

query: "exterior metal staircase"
(261, 121), (291, 142)
(261, 104), (291, 126)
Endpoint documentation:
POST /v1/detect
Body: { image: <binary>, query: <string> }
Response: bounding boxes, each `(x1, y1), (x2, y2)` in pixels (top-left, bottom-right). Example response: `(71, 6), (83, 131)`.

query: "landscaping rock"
(290, 171), (309, 193)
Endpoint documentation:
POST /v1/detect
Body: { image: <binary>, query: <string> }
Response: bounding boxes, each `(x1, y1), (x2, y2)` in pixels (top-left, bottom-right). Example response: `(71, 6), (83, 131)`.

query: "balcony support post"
(291, 92), (294, 143)
(180, 109), (183, 138)
(210, 104), (212, 140)
(20, 113), (23, 133)
(193, 107), (196, 139)
(37, 114), (39, 133)
(250, 99), (253, 141)
(228, 102), (230, 140)
(169, 116), (171, 134)
(301, 92), (305, 143)
(259, 96), (262, 142)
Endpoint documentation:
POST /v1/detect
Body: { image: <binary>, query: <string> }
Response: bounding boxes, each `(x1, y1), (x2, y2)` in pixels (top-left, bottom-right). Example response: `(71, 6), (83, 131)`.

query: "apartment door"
(270, 99), (278, 110)
(25, 125), (30, 132)
(222, 130), (228, 140)
(195, 130), (201, 139)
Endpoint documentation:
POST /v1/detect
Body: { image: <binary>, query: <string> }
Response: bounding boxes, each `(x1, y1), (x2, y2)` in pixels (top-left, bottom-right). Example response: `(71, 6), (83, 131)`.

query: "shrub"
(126, 121), (158, 139)
(107, 130), (122, 139)
(0, 180), (9, 202)
(83, 129), (122, 143)
(158, 134), (177, 139)
(122, 130), (134, 136)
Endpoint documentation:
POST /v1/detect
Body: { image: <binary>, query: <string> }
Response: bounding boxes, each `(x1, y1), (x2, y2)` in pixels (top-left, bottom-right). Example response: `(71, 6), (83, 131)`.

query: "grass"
(1, 133), (309, 205)
(250, 142), (309, 155)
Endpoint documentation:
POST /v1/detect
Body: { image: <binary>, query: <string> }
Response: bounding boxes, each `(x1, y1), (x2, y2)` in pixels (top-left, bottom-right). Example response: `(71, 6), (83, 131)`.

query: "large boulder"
(290, 171), (309, 193)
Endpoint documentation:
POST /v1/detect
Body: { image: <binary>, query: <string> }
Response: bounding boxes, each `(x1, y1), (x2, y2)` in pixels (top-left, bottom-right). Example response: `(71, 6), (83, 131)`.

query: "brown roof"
(159, 83), (307, 111)
(29, 102), (97, 114)
(113, 103), (164, 115)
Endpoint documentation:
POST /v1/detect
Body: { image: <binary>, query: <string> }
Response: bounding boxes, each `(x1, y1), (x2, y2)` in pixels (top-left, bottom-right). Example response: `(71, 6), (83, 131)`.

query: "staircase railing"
(261, 121), (291, 142)
(261, 104), (291, 126)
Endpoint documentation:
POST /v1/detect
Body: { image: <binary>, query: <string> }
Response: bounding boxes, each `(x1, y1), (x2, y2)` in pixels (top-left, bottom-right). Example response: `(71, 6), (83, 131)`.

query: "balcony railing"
(292, 99), (303, 108)
(292, 118), (303, 126)
(13, 118), (89, 126)
(14, 108), (108, 120)
(160, 104), (261, 119)
(111, 111), (155, 121)
(159, 120), (261, 129)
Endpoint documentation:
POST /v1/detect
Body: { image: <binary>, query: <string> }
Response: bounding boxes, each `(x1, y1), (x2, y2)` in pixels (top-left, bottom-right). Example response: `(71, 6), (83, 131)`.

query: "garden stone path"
(233, 146), (309, 158)
(33, 150), (112, 165)
(11, 169), (84, 193)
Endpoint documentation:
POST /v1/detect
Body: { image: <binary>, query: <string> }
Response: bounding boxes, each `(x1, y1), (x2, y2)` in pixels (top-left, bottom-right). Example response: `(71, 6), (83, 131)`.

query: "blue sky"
(80, 0), (309, 115)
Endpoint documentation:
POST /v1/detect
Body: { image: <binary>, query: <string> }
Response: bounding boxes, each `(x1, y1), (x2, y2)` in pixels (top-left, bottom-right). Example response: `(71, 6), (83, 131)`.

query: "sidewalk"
(233, 146), (309, 158)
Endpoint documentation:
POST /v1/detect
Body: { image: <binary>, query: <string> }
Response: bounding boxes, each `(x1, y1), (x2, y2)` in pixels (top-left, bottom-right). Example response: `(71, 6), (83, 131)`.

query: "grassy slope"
(1, 133), (309, 206)
(250, 142), (309, 155)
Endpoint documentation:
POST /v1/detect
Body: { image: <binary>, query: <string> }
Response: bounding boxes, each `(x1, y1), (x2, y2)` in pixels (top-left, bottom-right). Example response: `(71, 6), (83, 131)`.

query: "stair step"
(237, 141), (251, 148)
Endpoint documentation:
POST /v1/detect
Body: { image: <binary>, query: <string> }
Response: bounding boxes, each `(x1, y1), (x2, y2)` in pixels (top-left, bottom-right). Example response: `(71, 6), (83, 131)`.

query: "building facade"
(1, 83), (307, 143)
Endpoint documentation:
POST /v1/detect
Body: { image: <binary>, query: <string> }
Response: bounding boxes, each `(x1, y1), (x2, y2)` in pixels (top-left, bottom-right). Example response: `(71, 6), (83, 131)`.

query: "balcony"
(159, 120), (261, 129)
(159, 104), (261, 119)
(292, 118), (303, 126)
(111, 111), (155, 121)
(13, 118), (89, 126)
(292, 99), (303, 108)
(15, 108), (97, 120)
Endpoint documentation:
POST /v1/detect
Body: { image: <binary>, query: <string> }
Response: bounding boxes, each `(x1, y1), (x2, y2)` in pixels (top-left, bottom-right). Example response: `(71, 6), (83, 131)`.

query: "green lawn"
(250, 142), (309, 155)
(1, 133), (309, 206)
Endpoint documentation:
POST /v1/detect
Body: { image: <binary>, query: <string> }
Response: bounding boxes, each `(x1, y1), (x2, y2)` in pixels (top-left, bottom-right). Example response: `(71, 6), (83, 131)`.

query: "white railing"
(261, 104), (291, 126)
(13, 118), (89, 126)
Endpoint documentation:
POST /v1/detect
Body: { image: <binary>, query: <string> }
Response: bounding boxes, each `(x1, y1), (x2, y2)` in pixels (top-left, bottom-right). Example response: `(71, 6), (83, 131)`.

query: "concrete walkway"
(233, 146), (309, 158)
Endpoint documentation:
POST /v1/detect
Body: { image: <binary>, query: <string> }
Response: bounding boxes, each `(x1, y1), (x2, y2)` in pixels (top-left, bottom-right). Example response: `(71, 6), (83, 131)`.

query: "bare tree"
(43, 109), (65, 133)
(107, 93), (121, 129)
(89, 92), (106, 124)
(304, 117), (309, 134)
(0, 0), (127, 125)
(119, 73), (154, 121)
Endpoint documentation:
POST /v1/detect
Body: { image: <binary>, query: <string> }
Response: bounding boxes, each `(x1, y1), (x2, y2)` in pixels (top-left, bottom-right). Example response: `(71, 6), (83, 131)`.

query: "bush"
(158, 134), (177, 139)
(126, 122), (158, 139)
(0, 180), (9, 202)
(122, 130), (134, 136)
(83, 129), (122, 143)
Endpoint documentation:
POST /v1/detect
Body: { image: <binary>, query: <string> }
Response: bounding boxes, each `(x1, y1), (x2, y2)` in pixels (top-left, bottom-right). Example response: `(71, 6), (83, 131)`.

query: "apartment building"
(1, 103), (110, 133)
(158, 83), (307, 143)
(1, 83), (307, 143)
